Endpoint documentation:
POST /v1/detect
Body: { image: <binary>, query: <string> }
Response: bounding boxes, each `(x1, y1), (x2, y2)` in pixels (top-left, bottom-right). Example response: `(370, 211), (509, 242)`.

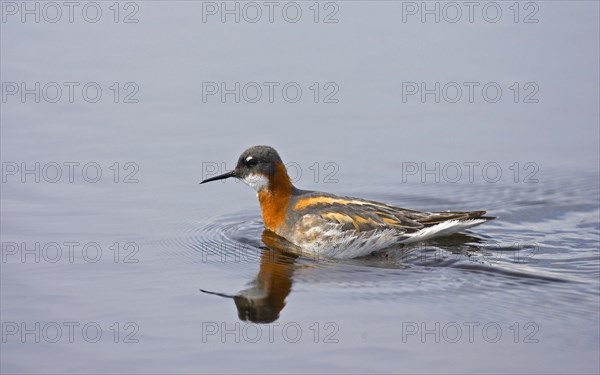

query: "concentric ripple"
(150, 210), (267, 271)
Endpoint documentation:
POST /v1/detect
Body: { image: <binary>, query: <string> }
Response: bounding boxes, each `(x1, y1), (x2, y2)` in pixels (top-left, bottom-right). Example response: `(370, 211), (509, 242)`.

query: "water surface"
(1, 1), (599, 373)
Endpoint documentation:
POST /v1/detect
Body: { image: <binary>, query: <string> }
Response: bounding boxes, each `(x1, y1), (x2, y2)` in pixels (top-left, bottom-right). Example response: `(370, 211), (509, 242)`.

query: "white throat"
(241, 173), (269, 192)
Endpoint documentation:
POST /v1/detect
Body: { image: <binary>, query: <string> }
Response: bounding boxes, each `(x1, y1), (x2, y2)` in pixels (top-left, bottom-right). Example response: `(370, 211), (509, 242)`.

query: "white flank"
(300, 227), (400, 259)
(293, 218), (488, 259)
(241, 173), (269, 192)
(399, 219), (487, 244)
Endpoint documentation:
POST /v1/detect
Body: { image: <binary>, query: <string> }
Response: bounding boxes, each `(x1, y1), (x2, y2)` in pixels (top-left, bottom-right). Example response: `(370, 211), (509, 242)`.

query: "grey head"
(200, 145), (286, 191)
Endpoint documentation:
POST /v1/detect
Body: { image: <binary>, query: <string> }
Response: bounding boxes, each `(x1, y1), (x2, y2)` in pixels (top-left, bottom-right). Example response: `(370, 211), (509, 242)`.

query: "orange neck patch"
(258, 162), (293, 233)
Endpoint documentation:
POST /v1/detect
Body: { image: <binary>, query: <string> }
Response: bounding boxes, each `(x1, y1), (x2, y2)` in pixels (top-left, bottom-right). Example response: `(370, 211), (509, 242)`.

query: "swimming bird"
(200, 145), (494, 259)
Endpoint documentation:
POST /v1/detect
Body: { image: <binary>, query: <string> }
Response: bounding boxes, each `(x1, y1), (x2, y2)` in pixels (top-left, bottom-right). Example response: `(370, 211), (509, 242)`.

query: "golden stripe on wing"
(293, 195), (394, 211)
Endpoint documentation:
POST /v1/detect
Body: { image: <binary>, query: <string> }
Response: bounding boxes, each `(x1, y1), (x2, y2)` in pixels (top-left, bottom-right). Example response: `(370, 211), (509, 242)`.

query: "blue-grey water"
(1, 1), (599, 373)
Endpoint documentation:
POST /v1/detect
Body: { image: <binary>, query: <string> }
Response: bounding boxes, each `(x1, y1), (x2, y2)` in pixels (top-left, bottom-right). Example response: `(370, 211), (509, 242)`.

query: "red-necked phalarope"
(201, 145), (494, 259)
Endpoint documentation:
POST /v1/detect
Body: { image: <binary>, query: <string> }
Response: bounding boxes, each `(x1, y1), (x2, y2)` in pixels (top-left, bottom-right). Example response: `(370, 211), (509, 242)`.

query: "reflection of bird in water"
(200, 230), (298, 323)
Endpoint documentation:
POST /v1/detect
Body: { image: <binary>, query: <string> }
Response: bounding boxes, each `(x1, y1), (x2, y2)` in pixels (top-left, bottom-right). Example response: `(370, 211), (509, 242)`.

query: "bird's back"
(279, 188), (493, 258)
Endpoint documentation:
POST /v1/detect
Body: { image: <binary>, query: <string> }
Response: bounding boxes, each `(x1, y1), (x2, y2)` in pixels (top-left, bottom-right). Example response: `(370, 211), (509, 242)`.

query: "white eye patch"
(246, 156), (253, 162)
(241, 173), (269, 192)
